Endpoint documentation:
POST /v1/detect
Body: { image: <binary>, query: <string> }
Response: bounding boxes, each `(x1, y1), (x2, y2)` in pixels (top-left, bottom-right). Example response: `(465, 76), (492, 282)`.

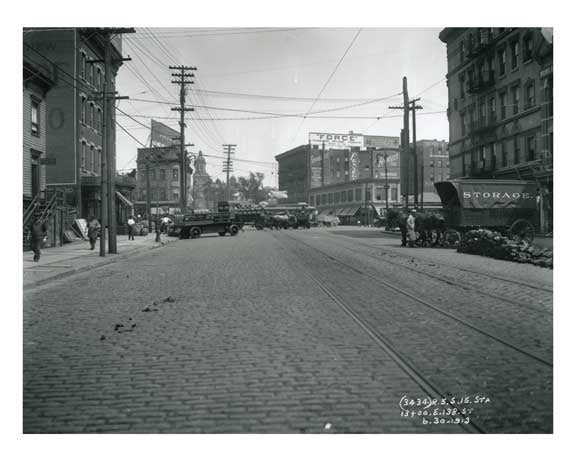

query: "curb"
(23, 238), (178, 291)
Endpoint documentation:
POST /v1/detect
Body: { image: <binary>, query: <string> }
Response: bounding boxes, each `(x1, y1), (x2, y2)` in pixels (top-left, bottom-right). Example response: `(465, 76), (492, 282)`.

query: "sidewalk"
(23, 233), (178, 290)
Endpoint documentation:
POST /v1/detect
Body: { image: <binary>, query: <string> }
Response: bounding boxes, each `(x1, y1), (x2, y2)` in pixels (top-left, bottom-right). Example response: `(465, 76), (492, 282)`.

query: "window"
(81, 95), (87, 124)
(348, 190), (353, 202)
(334, 192), (340, 204)
(328, 192), (333, 204)
(159, 169), (166, 180)
(501, 142), (508, 167)
(160, 189), (167, 201)
(375, 187), (383, 201)
(31, 98), (40, 136)
(513, 136), (520, 164)
(81, 141), (87, 170)
(526, 135), (536, 161)
(525, 81), (536, 108)
(151, 169), (156, 180)
(80, 52), (86, 80)
(479, 100), (486, 124)
(511, 40), (519, 70)
(322, 194), (327, 205)
(461, 112), (467, 136)
(87, 145), (92, 172)
(460, 41), (465, 64)
(437, 160), (443, 168)
(172, 168), (179, 180)
(89, 63), (94, 86)
(316, 196), (320, 206)
(489, 96), (496, 121)
(90, 103), (95, 128)
(96, 148), (101, 173)
(499, 91), (506, 119)
(96, 68), (102, 91)
(498, 48), (506, 76)
(459, 74), (465, 99)
(355, 188), (361, 201)
(341, 191), (346, 202)
(97, 108), (102, 131)
(512, 86), (520, 115)
(523, 34), (533, 61)
(429, 160), (435, 167)
(173, 191), (179, 201)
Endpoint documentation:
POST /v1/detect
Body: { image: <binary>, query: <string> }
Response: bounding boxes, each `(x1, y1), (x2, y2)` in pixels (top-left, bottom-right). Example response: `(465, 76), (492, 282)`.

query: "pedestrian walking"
(160, 215), (169, 234)
(87, 216), (100, 250)
(406, 209), (417, 248)
(29, 213), (47, 263)
(127, 215), (136, 240)
(155, 219), (162, 243)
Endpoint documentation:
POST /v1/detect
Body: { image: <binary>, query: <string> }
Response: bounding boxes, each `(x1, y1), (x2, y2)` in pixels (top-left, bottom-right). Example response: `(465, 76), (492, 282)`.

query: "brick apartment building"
(23, 28), (134, 222)
(439, 27), (553, 232)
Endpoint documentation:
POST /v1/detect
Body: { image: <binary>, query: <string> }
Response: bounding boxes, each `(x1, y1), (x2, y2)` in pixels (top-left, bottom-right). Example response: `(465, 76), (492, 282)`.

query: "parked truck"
(170, 212), (244, 239)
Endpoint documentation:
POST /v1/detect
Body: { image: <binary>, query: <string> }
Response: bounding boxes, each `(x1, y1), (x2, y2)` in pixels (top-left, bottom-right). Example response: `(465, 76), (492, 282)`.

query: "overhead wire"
(288, 28), (363, 146)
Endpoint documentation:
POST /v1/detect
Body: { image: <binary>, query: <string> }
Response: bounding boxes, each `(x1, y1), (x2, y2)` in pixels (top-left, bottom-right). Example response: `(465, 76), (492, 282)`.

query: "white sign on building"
(309, 132), (365, 150)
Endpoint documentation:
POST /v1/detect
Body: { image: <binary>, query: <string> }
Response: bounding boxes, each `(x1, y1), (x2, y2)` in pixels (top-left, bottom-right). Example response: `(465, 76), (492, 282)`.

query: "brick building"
(134, 146), (192, 217)
(439, 27), (553, 232)
(401, 139), (450, 208)
(276, 132), (402, 224)
(23, 28), (133, 222)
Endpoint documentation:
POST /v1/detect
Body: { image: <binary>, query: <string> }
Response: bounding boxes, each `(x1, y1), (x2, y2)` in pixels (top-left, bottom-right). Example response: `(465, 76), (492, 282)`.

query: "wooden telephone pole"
(89, 28), (134, 256)
(389, 77), (422, 209)
(222, 144), (237, 201)
(170, 65), (196, 213)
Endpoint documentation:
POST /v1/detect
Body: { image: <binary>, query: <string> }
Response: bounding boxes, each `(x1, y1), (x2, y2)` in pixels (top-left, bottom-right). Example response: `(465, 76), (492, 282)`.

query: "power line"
(126, 92), (400, 118)
(129, 28), (313, 40)
(288, 28), (363, 146)
(117, 110), (446, 121)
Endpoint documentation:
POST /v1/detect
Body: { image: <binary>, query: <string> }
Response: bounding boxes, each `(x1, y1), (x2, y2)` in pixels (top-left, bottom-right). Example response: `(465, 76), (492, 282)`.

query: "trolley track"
(320, 230), (553, 308)
(272, 232), (553, 432)
(271, 233), (484, 434)
(279, 231), (552, 368)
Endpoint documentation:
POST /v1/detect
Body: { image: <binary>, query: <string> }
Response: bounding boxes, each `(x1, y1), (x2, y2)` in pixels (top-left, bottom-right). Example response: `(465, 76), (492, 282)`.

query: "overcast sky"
(115, 28), (449, 187)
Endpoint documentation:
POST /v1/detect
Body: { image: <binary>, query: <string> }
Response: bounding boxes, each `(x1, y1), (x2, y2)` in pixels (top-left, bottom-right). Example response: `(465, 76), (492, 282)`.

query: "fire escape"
(465, 29), (498, 178)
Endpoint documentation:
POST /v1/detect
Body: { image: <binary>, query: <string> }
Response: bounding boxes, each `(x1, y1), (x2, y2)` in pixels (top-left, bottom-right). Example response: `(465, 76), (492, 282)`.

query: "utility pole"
(410, 98), (423, 210)
(390, 77), (410, 210)
(146, 135), (153, 232)
(389, 77), (422, 209)
(90, 28), (134, 256)
(170, 65), (196, 213)
(222, 144), (237, 201)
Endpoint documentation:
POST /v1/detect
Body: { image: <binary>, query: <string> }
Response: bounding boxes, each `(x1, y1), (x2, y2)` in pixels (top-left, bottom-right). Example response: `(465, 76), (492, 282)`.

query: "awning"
(115, 191), (134, 210)
(337, 207), (361, 217)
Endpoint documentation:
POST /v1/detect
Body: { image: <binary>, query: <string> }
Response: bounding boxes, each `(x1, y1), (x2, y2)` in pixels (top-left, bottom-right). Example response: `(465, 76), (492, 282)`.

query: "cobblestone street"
(23, 228), (553, 433)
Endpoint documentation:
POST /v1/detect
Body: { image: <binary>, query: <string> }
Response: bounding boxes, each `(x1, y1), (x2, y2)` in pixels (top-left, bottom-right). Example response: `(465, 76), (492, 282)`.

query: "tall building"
(439, 27), (553, 231)
(276, 132), (402, 224)
(23, 28), (132, 220)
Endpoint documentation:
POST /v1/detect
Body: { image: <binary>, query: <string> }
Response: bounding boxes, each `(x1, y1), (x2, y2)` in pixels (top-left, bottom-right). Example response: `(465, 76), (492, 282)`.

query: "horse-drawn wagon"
(434, 179), (539, 247)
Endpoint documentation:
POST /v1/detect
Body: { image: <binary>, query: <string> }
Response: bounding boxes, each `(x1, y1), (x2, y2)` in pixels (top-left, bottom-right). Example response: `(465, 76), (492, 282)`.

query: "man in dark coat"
(30, 214), (47, 262)
(87, 217), (100, 250)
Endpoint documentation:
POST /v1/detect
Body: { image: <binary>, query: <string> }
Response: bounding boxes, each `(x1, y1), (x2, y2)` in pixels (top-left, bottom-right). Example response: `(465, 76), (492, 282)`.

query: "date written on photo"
(398, 394), (491, 425)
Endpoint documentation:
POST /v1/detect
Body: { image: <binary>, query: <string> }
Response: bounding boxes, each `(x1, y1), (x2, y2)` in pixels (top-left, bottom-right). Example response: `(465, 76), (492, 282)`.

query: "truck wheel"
(229, 225), (239, 236)
(190, 227), (202, 239)
(218, 231), (226, 236)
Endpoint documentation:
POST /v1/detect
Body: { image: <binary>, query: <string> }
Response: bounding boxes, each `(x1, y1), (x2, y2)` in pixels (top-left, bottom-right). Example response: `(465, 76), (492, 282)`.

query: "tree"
(236, 172), (267, 203)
